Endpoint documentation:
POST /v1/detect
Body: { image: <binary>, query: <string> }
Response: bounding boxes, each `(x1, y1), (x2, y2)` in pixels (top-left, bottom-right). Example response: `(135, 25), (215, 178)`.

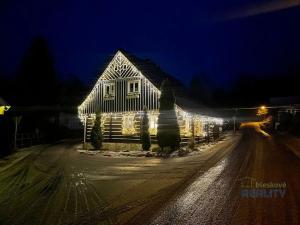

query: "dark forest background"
(0, 37), (87, 157)
(0, 36), (86, 108)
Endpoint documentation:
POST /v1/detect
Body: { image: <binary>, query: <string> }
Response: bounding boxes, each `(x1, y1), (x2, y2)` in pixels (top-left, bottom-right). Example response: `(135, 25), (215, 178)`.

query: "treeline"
(187, 71), (300, 108)
(0, 36), (87, 107)
(0, 36), (88, 157)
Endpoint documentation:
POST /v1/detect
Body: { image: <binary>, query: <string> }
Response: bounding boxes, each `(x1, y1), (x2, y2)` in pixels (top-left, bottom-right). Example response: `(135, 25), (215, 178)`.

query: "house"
(270, 96), (300, 130)
(270, 96), (300, 115)
(78, 50), (223, 143)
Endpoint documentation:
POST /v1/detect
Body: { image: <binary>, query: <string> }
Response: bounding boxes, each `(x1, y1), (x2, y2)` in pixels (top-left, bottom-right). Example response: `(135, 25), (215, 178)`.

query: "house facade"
(78, 50), (223, 143)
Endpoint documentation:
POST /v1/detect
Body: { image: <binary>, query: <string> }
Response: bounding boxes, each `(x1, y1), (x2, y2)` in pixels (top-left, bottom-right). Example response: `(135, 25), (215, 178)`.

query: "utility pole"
(233, 116), (236, 133)
(109, 113), (113, 141)
(13, 116), (22, 150)
(83, 116), (87, 144)
(191, 115), (195, 140)
(233, 108), (237, 133)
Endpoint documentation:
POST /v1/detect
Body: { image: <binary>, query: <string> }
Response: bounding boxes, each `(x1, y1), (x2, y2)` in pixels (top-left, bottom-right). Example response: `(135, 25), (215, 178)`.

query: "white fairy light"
(77, 50), (224, 140)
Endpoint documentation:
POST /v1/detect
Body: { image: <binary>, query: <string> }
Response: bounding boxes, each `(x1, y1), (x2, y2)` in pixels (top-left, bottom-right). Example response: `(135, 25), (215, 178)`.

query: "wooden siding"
(78, 51), (161, 116)
(85, 112), (208, 144)
(79, 51), (224, 145)
(79, 77), (161, 114)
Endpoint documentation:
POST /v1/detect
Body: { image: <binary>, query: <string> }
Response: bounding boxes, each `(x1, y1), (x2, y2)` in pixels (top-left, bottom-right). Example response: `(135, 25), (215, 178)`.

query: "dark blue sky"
(1, 0), (300, 87)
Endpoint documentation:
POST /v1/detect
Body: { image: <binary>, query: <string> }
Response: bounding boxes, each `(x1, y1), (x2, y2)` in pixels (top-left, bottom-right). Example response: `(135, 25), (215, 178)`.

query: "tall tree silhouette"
(16, 36), (59, 106)
(59, 74), (87, 107)
(157, 79), (181, 152)
(141, 106), (151, 151)
(188, 74), (212, 106)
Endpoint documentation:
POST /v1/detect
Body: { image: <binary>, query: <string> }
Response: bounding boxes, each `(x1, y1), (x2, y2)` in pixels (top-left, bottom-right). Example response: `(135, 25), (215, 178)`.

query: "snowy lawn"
(77, 134), (231, 158)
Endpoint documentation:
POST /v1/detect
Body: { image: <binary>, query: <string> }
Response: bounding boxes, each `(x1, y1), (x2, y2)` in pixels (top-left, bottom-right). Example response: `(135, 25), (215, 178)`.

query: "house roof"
(175, 96), (218, 117)
(94, 50), (219, 117)
(121, 51), (219, 117)
(121, 50), (184, 93)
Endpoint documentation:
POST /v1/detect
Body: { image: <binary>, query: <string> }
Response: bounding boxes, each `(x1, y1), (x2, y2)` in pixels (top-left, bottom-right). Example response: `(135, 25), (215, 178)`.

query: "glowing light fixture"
(257, 105), (268, 116)
(0, 105), (10, 116)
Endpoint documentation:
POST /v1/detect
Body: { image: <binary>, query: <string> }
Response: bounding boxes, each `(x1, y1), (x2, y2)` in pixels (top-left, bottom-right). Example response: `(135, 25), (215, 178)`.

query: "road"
(0, 136), (240, 225)
(1, 127), (299, 225)
(147, 127), (300, 225)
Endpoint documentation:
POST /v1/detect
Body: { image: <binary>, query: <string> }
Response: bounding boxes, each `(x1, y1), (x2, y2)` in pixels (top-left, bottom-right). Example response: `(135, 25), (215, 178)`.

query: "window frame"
(103, 82), (115, 99)
(127, 79), (140, 96)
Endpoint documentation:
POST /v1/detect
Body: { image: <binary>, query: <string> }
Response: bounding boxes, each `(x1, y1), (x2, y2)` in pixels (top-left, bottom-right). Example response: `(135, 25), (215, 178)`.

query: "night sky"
(1, 0), (300, 88)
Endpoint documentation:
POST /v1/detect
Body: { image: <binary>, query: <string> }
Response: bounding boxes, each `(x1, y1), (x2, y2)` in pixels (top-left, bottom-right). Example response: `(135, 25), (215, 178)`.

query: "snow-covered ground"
(77, 134), (231, 158)
(0, 134), (239, 225)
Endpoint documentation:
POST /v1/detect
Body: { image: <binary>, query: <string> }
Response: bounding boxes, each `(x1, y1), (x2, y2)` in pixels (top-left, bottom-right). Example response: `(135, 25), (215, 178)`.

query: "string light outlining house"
(78, 50), (223, 142)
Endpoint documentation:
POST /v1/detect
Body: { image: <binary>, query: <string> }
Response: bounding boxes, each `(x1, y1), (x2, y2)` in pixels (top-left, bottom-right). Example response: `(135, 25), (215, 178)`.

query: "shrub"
(141, 107), (151, 151)
(90, 112), (103, 150)
(188, 136), (195, 150)
(157, 79), (181, 153)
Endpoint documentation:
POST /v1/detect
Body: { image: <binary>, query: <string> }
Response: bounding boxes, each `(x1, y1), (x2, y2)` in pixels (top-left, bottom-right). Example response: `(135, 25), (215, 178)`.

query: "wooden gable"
(78, 51), (161, 115)
(100, 51), (141, 80)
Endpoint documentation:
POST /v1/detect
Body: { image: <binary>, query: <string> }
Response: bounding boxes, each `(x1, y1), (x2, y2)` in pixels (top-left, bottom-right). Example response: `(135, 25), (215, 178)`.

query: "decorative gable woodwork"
(78, 51), (161, 117)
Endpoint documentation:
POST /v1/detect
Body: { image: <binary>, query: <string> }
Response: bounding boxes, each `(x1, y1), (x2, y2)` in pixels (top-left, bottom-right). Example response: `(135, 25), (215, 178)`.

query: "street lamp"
(256, 105), (269, 123)
(257, 105), (268, 117)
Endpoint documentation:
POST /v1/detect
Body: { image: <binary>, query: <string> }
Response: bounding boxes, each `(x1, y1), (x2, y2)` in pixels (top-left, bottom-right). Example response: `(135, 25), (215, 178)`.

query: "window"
(194, 119), (203, 136)
(127, 80), (140, 95)
(180, 114), (192, 137)
(122, 114), (136, 135)
(104, 83), (115, 98)
(149, 114), (158, 135)
(185, 118), (191, 136)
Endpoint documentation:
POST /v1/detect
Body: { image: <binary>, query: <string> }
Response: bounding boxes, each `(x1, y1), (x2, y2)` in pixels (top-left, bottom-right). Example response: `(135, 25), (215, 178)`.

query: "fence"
(16, 133), (44, 148)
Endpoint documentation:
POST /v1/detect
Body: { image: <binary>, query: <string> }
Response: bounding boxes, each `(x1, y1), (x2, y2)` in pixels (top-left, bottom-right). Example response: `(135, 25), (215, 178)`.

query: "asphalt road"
(147, 127), (300, 225)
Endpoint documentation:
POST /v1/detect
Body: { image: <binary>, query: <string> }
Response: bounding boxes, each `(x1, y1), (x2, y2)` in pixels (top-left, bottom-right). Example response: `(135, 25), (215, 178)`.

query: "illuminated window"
(179, 113), (192, 137)
(185, 118), (192, 136)
(149, 114), (158, 135)
(104, 83), (115, 98)
(122, 114), (136, 135)
(194, 119), (203, 136)
(0, 106), (5, 115)
(127, 80), (140, 95)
